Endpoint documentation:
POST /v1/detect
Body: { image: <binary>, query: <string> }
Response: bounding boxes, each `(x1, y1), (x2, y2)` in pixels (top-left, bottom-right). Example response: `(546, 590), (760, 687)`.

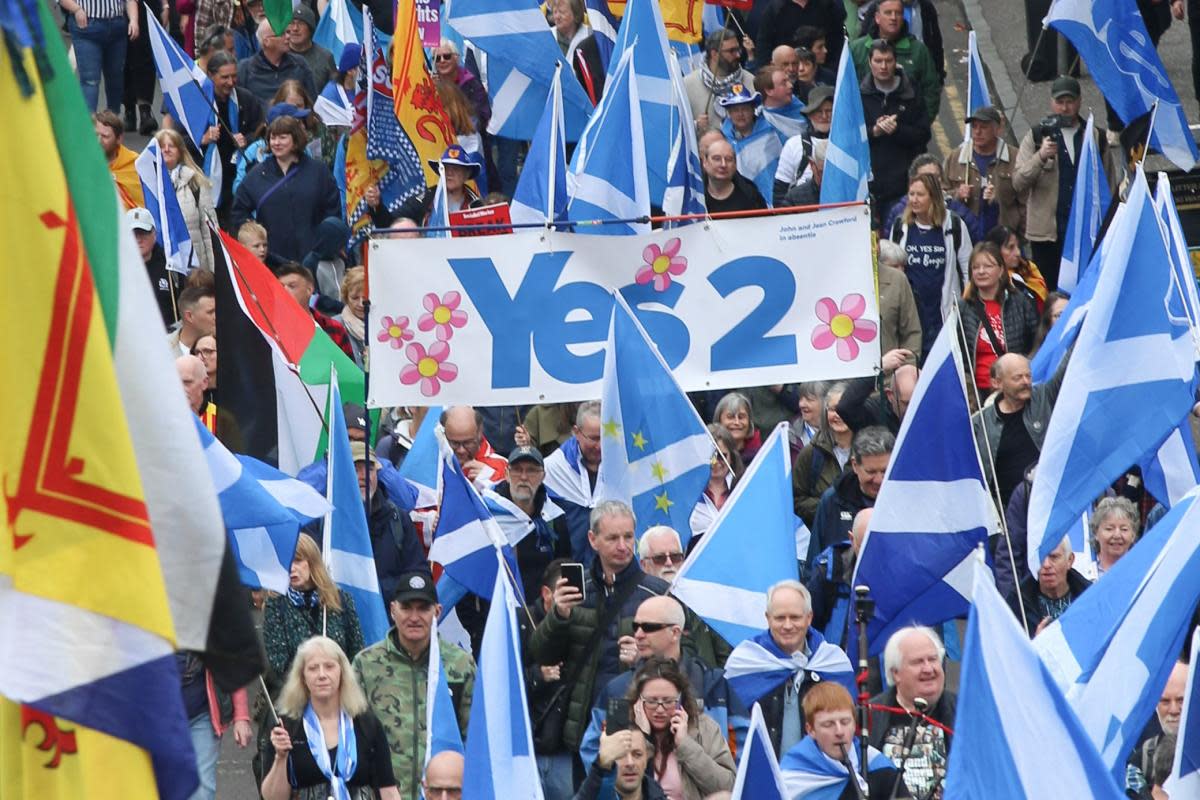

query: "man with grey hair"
(1018, 535), (1090, 636)
(806, 426), (895, 571)
(236, 17), (316, 105)
(724, 579), (855, 755)
(637, 525), (686, 581)
(543, 400), (605, 561)
(528, 500), (669, 756)
(868, 626), (957, 798)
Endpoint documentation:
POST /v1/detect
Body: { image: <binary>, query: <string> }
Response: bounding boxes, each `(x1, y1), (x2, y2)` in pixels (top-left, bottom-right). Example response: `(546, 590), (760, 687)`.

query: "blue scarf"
(725, 629), (856, 708)
(780, 736), (893, 799)
(301, 703), (358, 800)
(288, 587), (320, 608)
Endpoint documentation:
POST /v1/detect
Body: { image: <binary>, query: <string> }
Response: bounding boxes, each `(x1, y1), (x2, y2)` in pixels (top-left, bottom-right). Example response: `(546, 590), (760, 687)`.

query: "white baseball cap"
(126, 207), (155, 232)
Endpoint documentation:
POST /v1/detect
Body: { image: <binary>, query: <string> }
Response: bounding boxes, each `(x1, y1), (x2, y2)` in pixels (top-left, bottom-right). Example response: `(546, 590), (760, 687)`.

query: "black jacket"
(573, 762), (668, 800)
(366, 492), (427, 603)
(858, 0), (945, 82)
(806, 468), (875, 573)
(860, 70), (931, 203)
(230, 153), (342, 262)
(836, 375), (900, 435)
(496, 481), (572, 601)
(957, 288), (1040, 378)
(867, 687), (957, 752)
(755, 0), (847, 71)
(1018, 569), (1092, 635)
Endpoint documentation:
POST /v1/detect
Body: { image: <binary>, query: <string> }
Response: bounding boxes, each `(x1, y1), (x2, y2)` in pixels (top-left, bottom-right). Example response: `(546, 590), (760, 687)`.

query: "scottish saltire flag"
(821, 40), (871, 203)
(425, 616), (465, 766)
(1045, 0), (1198, 170)
(596, 291), (711, 537)
(196, 420), (329, 593)
(853, 310), (996, 654)
(1142, 419), (1200, 508)
(145, 6), (212, 147)
(483, 488), (565, 547)
(568, 48), (651, 235)
(511, 63), (570, 226)
(428, 437), (523, 603)
(732, 704), (789, 800)
(314, 79), (354, 128)
(397, 406), (443, 507)
(722, 114), (783, 208)
(1033, 488), (1200, 779)
(944, 560), (1125, 799)
(446, 0), (594, 141)
(780, 736), (893, 799)
(1057, 115), (1111, 291)
(672, 423), (797, 646)
(967, 30), (991, 113)
(135, 138), (193, 273)
(322, 369), (389, 644)
(313, 0), (362, 64)
(428, 162), (450, 239)
(1165, 628), (1200, 798)
(725, 629), (856, 709)
(584, 0), (618, 68)
(462, 555), (545, 800)
(1026, 170), (1197, 574)
(662, 59), (708, 220)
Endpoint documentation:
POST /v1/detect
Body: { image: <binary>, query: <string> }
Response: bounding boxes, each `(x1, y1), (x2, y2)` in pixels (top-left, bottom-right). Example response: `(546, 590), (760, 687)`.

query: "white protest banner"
(367, 206), (878, 406)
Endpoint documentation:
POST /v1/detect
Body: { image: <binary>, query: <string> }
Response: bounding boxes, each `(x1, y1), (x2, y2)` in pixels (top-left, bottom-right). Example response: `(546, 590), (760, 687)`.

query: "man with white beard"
(493, 446), (572, 601)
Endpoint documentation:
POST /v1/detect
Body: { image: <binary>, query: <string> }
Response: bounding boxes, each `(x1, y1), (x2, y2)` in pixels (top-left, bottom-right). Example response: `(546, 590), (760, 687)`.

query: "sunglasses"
(631, 621), (674, 634)
(434, 53), (455, 61)
(646, 552), (685, 566)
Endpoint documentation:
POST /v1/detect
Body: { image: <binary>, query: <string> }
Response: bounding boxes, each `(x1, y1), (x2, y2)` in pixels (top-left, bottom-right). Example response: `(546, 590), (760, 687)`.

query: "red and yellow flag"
(607, 0), (703, 43)
(392, 0), (457, 187)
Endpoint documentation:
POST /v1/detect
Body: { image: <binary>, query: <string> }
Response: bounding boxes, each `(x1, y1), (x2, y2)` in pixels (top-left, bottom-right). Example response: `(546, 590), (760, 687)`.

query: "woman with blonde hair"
(957, 241), (1038, 399)
(261, 636), (400, 799)
(155, 127), (217, 272)
(340, 267), (366, 366)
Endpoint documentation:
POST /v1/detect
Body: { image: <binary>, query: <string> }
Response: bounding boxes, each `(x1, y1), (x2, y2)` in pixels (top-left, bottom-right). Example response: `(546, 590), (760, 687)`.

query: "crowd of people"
(66, 0), (1200, 797)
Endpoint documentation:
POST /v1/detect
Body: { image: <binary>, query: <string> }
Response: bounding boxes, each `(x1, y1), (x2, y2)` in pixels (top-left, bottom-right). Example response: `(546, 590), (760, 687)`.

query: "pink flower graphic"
(635, 238), (688, 292)
(418, 291), (468, 341)
(812, 294), (877, 361)
(400, 341), (458, 397)
(376, 315), (414, 349)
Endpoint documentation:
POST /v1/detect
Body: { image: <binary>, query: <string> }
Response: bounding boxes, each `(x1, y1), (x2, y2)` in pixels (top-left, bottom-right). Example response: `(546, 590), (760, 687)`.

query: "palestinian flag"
(0, 2), (261, 797)
(213, 229), (365, 474)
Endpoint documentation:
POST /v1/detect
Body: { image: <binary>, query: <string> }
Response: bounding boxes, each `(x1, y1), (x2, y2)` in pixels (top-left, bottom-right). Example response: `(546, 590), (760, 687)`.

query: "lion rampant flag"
(392, 0), (456, 187)
(0, 0), (260, 796)
(607, 0), (703, 43)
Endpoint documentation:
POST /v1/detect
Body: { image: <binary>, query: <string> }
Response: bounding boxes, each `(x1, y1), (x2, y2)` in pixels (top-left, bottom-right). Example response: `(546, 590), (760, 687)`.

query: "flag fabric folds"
(446, 0), (594, 141)
(144, 5), (213, 149)
(724, 630), (856, 709)
(1033, 488), (1200, 780)
(1165, 628), (1200, 798)
(1045, 0), (1199, 170)
(820, 40), (871, 204)
(1056, 114), (1110, 292)
(584, 0), (618, 69)
(568, 47), (651, 235)
(1026, 169), (1197, 574)
(511, 63), (570, 226)
(196, 420), (329, 593)
(596, 291), (712, 537)
(853, 310), (995, 654)
(723, 114), (784, 208)
(322, 370), (390, 645)
(262, 0), (299, 35)
(943, 560), (1125, 799)
(424, 616), (465, 767)
(672, 423), (798, 646)
(135, 138), (193, 274)
(313, 0), (363, 65)
(396, 407), (444, 508)
(461, 555), (545, 799)
(391, 0), (456, 190)
(779, 736), (892, 800)
(966, 30), (991, 114)
(314, 79), (355, 128)
(731, 703), (789, 800)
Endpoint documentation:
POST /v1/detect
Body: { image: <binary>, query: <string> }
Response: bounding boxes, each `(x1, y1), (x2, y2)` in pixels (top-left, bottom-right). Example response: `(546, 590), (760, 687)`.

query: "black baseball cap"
(1051, 76), (1081, 99)
(392, 571), (438, 604)
(508, 446), (544, 467)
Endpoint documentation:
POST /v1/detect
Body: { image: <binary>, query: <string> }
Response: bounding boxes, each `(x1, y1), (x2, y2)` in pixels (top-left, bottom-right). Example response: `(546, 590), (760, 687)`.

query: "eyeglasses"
(424, 788), (462, 800)
(446, 437), (479, 452)
(632, 620), (675, 634)
(645, 552), (685, 566)
(640, 695), (681, 710)
(195, 348), (217, 356)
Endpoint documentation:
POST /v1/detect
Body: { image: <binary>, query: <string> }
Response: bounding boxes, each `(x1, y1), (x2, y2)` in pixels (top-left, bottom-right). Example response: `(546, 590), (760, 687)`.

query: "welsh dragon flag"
(213, 229), (365, 474)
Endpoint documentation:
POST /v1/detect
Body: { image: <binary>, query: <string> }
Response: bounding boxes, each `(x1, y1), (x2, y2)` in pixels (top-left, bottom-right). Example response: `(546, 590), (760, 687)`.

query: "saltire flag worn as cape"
(0, 2), (262, 796)
(212, 227), (364, 474)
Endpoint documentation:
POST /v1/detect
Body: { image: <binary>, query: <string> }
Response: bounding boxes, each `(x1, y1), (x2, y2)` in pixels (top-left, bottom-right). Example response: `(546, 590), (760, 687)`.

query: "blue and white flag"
(323, 369), (390, 644)
(662, 44), (707, 219)
(446, 0), (594, 141)
(596, 291), (711, 536)
(396, 406), (443, 508)
(672, 423), (797, 646)
(196, 420), (330, 593)
(966, 30), (991, 114)
(363, 31), (426, 212)
(1045, 0), (1198, 170)
(313, 0), (362, 65)
(511, 63), (570, 226)
(145, 4), (213, 148)
(853, 309), (996, 654)
(763, 98), (810, 141)
(721, 114), (783, 208)
(428, 438), (523, 603)
(1165, 628), (1200, 798)
(1033, 488), (1200, 780)
(314, 79), (355, 128)
(821, 39), (870, 204)
(462, 555), (544, 800)
(724, 629), (856, 708)
(944, 559), (1125, 799)
(732, 703), (789, 800)
(584, 0), (618, 69)
(428, 162), (450, 239)
(135, 138), (194, 274)
(1026, 169), (1197, 574)
(568, 47), (651, 235)
(781, 736), (893, 800)
(425, 616), (465, 766)
(1057, 115), (1111, 292)
(1142, 419), (1200, 509)
(482, 488), (564, 548)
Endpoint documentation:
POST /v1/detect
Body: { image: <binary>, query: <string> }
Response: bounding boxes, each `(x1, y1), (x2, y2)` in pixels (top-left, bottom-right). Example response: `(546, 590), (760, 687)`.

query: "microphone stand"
(888, 697), (928, 800)
(840, 743), (868, 800)
(853, 586), (875, 782)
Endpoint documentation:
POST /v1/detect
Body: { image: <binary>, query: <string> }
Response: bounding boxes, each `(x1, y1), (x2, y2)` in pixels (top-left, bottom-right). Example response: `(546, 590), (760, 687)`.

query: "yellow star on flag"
(603, 418), (621, 438)
(651, 461), (669, 482)
(631, 431), (647, 450)
(654, 491), (674, 512)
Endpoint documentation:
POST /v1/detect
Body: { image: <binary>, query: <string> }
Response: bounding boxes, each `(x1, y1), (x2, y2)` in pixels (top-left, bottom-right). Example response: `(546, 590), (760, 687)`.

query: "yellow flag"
(393, 0), (457, 186)
(607, 0), (704, 43)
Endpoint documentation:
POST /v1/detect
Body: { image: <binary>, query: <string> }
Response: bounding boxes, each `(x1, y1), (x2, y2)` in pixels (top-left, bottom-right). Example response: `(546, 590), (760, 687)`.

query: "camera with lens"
(1032, 114), (1063, 146)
